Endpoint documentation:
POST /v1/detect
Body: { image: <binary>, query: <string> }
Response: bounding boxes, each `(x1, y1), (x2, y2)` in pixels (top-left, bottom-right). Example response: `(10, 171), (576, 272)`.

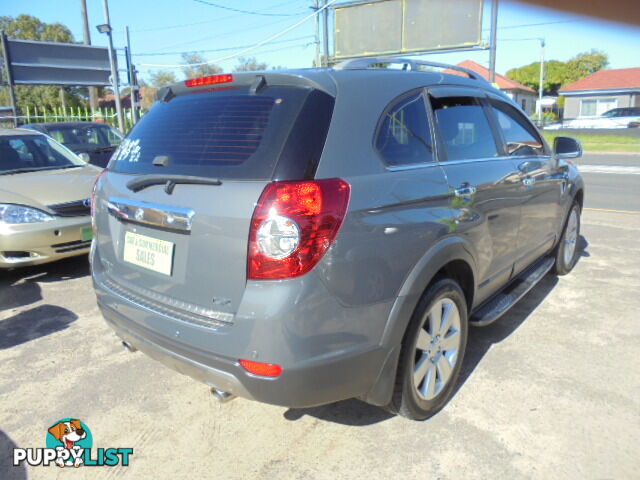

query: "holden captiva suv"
(91, 58), (584, 420)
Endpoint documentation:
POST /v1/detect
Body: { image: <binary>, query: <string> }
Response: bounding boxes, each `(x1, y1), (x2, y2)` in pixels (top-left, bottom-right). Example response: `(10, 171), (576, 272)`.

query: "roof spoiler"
(157, 71), (336, 101)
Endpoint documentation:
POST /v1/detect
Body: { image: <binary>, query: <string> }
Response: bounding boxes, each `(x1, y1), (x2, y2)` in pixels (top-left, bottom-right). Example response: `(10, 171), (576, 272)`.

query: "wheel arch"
(360, 236), (477, 406)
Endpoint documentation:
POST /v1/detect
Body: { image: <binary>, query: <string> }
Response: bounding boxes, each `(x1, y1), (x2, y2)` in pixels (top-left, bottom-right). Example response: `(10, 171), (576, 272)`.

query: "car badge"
(134, 208), (144, 221)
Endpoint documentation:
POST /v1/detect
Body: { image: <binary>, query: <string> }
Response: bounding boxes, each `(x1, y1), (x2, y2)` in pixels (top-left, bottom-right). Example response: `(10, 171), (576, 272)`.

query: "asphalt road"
(578, 153), (640, 212)
(1, 153), (639, 479)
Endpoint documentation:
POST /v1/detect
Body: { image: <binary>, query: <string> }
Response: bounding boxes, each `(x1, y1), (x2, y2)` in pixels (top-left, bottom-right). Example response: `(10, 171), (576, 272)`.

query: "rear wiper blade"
(126, 174), (222, 194)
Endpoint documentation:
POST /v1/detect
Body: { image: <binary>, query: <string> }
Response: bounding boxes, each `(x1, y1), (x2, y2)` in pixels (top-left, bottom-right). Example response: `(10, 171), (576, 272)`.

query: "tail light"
(247, 179), (350, 280)
(91, 169), (108, 231)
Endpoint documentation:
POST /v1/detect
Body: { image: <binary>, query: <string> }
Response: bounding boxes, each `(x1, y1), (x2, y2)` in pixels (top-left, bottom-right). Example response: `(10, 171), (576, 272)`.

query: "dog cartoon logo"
(46, 418), (92, 468)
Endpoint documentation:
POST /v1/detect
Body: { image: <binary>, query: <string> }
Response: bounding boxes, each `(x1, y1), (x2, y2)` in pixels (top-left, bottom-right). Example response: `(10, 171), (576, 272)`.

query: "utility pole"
(126, 26), (138, 123)
(537, 38), (545, 126)
(322, 0), (330, 67)
(488, 0), (498, 83)
(102, 0), (125, 132)
(314, 0), (321, 67)
(81, 0), (98, 111)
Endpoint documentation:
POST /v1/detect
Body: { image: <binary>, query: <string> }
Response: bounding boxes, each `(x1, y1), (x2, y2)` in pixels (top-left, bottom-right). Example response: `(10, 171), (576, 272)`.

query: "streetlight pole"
(537, 38), (545, 126)
(101, 0), (124, 132)
(80, 0), (98, 111)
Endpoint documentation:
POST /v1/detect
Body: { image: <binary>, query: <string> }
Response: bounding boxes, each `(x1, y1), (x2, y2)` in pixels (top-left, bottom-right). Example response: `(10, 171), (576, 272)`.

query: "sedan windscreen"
(0, 135), (85, 174)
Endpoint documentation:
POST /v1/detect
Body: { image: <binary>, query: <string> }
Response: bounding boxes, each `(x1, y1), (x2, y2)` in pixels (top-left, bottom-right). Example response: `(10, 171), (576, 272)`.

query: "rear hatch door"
(93, 79), (332, 322)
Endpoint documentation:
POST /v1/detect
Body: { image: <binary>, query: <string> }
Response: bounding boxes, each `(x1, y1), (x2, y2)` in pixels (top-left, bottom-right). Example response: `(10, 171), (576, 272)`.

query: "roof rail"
(333, 57), (489, 83)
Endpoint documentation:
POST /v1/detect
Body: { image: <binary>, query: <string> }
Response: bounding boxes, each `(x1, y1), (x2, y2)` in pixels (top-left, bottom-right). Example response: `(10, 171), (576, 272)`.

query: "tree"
(0, 15), (85, 112)
(506, 60), (567, 95)
(564, 50), (609, 84)
(506, 50), (609, 96)
(148, 70), (178, 88)
(233, 57), (268, 72)
(181, 53), (222, 79)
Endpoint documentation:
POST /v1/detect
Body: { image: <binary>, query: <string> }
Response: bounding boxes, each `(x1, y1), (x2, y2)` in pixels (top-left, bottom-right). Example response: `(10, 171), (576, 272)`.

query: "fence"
(1, 106), (144, 132)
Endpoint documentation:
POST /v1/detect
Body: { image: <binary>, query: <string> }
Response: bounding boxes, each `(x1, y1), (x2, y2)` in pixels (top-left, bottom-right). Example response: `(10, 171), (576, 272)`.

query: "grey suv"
(91, 58), (584, 420)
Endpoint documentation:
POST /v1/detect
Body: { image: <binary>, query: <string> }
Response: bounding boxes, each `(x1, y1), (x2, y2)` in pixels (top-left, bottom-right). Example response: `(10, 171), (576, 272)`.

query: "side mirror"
(78, 152), (91, 163)
(553, 136), (582, 159)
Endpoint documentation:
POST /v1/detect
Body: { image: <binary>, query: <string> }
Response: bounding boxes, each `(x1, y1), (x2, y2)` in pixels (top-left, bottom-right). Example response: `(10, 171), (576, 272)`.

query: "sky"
(3, 0), (640, 84)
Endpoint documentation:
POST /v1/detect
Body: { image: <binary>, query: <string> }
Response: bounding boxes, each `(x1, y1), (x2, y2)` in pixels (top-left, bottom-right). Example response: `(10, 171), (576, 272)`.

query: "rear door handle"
(454, 185), (477, 197)
(522, 177), (536, 187)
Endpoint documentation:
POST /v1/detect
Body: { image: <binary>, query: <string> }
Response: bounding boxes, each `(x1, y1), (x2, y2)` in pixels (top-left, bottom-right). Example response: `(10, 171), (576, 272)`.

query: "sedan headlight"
(0, 204), (54, 224)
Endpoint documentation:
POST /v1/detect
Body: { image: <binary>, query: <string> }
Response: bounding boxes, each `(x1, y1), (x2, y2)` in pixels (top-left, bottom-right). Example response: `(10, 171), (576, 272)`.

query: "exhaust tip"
(210, 388), (236, 404)
(122, 340), (138, 353)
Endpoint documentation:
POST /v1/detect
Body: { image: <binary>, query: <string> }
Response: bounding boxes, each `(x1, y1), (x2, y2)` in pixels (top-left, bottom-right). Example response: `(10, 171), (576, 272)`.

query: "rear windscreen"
(109, 86), (312, 180)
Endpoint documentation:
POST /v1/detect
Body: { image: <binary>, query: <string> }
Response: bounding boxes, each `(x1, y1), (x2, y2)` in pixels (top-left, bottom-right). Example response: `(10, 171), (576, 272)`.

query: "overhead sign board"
(334, 0), (484, 59)
(5, 37), (111, 86)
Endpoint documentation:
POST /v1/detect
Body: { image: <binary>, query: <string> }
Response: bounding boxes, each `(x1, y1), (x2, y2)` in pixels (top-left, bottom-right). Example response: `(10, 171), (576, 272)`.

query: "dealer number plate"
(123, 231), (174, 276)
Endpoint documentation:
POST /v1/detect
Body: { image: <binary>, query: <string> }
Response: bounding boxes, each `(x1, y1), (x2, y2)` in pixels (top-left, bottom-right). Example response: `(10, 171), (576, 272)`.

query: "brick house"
(559, 67), (640, 118)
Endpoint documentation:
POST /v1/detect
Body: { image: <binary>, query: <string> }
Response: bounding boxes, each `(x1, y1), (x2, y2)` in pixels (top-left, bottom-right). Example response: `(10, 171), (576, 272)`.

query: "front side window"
(490, 100), (545, 156)
(375, 92), (433, 166)
(431, 96), (499, 161)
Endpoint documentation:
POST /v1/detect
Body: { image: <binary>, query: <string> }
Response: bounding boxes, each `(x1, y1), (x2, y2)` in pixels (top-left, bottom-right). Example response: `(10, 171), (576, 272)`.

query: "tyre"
(553, 202), (581, 275)
(388, 278), (468, 420)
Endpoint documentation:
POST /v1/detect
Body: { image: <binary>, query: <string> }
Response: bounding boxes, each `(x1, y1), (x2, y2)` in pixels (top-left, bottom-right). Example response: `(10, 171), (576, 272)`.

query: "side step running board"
(470, 257), (555, 327)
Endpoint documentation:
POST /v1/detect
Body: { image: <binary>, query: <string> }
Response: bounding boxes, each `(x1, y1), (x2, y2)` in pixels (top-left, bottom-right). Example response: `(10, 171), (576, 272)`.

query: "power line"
(140, 0), (336, 68)
(483, 20), (575, 31)
(149, 14), (295, 52)
(133, 35), (315, 57)
(125, 1), (306, 34)
(192, 0), (307, 17)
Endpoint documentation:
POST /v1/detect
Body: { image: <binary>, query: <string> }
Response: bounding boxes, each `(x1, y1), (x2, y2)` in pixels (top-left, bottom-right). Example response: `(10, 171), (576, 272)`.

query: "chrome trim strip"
(100, 274), (234, 328)
(107, 197), (195, 232)
(385, 162), (439, 172)
(384, 155), (552, 171)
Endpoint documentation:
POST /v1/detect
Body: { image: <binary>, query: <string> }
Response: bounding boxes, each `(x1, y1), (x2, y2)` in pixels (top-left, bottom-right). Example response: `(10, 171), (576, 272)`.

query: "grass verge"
(542, 132), (640, 153)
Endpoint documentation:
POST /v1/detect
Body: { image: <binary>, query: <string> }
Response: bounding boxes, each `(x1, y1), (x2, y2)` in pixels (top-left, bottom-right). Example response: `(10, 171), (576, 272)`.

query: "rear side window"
(431, 96), (499, 161)
(110, 86), (314, 180)
(489, 100), (545, 156)
(375, 92), (433, 166)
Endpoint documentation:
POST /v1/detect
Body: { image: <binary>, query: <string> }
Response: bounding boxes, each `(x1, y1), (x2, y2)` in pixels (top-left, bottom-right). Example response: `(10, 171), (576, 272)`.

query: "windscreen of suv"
(109, 86), (313, 180)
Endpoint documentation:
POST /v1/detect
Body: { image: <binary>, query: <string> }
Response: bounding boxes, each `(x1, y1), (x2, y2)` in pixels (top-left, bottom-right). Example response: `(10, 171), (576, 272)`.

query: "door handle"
(522, 177), (536, 187)
(454, 185), (477, 197)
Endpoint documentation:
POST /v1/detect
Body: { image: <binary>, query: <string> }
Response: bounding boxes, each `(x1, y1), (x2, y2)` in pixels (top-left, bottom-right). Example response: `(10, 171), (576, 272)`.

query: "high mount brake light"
(185, 74), (233, 88)
(247, 179), (351, 280)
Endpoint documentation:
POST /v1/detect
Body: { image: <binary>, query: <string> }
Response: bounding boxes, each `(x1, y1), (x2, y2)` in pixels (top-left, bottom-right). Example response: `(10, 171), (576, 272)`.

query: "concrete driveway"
(1, 210), (639, 479)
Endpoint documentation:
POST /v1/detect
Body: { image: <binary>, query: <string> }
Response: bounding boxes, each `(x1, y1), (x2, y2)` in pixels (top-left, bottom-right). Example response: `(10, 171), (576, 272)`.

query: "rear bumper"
(97, 298), (385, 408)
(0, 216), (91, 268)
